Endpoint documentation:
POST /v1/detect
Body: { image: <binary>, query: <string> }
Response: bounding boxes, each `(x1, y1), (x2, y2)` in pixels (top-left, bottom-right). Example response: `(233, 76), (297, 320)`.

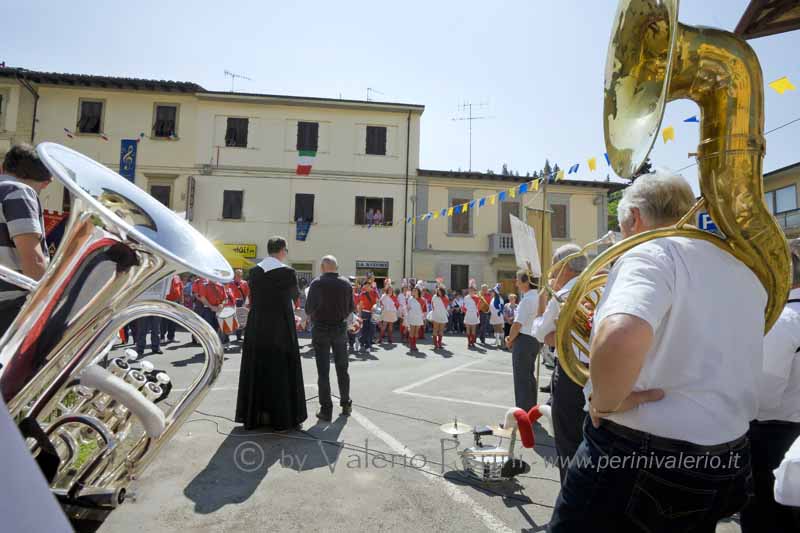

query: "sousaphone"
(555, 0), (791, 386)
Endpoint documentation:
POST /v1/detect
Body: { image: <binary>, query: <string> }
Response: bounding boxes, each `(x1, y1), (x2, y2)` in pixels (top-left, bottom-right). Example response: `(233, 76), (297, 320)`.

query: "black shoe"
(152, 348), (164, 355)
(316, 409), (332, 422)
(341, 402), (352, 416)
(539, 384), (551, 393)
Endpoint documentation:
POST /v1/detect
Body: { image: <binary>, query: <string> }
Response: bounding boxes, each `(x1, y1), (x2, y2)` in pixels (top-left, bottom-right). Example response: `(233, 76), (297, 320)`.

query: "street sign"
(698, 212), (718, 233)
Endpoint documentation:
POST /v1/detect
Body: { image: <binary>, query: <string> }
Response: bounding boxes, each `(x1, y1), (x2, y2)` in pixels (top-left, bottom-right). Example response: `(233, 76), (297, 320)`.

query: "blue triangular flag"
(454, 204), (462, 215)
(684, 115), (699, 123)
(519, 183), (529, 194)
(498, 191), (507, 201)
(468, 200), (476, 208)
(479, 197), (486, 207)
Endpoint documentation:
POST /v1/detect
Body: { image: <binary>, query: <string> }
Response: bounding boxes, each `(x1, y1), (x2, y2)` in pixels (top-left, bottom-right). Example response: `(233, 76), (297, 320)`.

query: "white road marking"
(350, 408), (513, 533)
(396, 391), (512, 410)
(457, 368), (514, 376)
(393, 359), (483, 393)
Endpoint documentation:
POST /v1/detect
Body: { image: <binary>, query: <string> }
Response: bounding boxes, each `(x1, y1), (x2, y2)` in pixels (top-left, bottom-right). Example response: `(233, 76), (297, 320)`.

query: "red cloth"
(359, 291), (377, 311)
(513, 408), (535, 449)
(227, 279), (250, 303)
(390, 294), (399, 308)
(166, 275), (183, 302)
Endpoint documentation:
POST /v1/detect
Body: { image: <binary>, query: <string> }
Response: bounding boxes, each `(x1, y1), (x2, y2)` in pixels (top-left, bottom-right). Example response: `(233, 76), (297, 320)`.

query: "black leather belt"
(601, 419), (747, 455)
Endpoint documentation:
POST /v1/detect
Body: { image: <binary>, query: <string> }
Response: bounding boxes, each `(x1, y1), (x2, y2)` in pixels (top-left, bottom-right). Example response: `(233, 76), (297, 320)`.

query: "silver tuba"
(0, 143), (233, 530)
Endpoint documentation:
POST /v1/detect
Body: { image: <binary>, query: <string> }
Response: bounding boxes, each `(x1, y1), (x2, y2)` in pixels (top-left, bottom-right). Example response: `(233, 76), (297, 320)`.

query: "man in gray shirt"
(0, 144), (52, 335)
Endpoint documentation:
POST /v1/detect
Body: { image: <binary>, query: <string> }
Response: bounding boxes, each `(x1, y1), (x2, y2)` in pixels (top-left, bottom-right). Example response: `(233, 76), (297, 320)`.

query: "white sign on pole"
(509, 214), (542, 277)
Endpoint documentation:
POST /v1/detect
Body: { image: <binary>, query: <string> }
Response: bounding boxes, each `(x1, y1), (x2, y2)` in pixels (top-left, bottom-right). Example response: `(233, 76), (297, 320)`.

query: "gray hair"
(552, 243), (587, 273)
(790, 239), (800, 286)
(321, 255), (338, 270)
(617, 168), (695, 228)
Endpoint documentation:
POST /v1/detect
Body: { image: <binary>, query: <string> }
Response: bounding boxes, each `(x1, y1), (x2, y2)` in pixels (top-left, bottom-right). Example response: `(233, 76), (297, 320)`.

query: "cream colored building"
(763, 161), (800, 238)
(412, 169), (623, 291)
(0, 67), (423, 283)
(0, 66), (621, 287)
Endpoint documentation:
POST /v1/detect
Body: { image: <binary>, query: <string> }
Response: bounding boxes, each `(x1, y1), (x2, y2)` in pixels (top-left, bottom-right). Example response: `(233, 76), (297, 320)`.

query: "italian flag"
(296, 150), (316, 175)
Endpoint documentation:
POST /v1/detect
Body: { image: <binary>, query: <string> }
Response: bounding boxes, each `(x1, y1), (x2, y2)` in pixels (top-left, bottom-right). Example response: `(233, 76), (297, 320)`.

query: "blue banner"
(296, 221), (311, 241)
(119, 139), (138, 182)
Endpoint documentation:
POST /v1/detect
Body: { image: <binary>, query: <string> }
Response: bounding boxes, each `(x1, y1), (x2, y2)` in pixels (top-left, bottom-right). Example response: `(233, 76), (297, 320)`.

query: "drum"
(217, 306), (239, 335)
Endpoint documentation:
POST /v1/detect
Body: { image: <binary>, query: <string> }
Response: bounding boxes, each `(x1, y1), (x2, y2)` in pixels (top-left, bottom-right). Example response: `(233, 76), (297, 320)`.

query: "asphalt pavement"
(98, 329), (742, 533)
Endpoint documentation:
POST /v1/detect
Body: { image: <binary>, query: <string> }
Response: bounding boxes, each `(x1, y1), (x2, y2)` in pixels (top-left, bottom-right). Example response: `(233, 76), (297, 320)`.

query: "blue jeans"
(360, 310), (374, 350)
(548, 418), (753, 532)
(136, 316), (161, 354)
(478, 312), (490, 342)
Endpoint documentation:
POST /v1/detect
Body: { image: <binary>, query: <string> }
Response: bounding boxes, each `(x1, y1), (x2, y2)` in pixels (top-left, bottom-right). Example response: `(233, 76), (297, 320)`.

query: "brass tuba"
(0, 143), (233, 529)
(555, 0), (791, 386)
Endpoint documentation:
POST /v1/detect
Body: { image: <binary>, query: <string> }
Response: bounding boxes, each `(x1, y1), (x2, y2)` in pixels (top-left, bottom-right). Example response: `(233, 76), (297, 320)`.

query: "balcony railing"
(775, 208), (800, 233)
(489, 233), (514, 255)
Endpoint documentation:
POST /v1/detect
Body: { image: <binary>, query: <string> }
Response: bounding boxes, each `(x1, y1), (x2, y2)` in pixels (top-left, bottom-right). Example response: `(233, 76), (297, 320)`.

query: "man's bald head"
(321, 255), (338, 273)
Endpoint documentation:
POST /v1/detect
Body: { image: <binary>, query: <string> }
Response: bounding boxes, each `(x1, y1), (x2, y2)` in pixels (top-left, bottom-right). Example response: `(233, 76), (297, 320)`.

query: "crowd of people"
(339, 278), (523, 353)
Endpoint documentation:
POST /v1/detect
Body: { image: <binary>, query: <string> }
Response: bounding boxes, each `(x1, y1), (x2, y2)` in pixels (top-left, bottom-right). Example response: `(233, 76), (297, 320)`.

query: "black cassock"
(235, 264), (307, 430)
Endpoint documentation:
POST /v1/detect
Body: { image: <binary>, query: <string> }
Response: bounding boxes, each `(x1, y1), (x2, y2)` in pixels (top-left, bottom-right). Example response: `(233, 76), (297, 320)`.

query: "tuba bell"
(0, 143), (233, 529)
(555, 0), (791, 386)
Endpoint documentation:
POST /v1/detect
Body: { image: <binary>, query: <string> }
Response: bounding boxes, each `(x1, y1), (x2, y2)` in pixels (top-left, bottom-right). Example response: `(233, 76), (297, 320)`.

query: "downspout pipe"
(402, 110), (411, 278)
(15, 70), (39, 143)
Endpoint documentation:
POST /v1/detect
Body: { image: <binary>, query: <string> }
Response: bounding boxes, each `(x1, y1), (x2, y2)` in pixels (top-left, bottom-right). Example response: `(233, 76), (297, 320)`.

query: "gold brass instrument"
(555, 0), (791, 386)
(0, 143), (233, 528)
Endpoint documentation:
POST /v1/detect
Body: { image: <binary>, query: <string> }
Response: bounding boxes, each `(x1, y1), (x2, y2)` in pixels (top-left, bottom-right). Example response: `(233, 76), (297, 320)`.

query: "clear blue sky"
(3, 0), (799, 192)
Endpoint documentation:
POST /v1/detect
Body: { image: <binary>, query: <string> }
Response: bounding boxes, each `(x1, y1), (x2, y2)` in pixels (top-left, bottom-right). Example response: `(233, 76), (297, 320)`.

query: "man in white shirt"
(532, 244), (588, 483)
(505, 270), (541, 411)
(740, 238), (800, 532)
(549, 170), (763, 531)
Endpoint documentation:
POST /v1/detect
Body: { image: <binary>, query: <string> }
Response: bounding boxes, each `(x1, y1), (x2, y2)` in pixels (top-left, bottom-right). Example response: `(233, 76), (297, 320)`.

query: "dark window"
(61, 188), (71, 212)
(366, 126), (387, 155)
(354, 196), (394, 226)
(153, 105), (178, 138)
(223, 190), (243, 219)
(551, 204), (568, 239)
(500, 202), (520, 234)
(225, 118), (249, 147)
(297, 121), (319, 152)
(77, 100), (103, 134)
(451, 198), (470, 234)
(150, 185), (171, 208)
(451, 265), (469, 292)
(294, 193), (315, 223)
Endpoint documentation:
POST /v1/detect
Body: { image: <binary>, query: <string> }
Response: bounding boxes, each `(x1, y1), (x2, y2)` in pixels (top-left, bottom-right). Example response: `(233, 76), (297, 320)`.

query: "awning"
(735, 0), (800, 39)
(213, 241), (255, 270)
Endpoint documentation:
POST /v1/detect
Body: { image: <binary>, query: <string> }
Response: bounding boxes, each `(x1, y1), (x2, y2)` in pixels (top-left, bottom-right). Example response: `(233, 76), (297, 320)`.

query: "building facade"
(412, 169), (623, 292)
(763, 161), (800, 238)
(0, 67), (423, 283)
(1, 66), (621, 287)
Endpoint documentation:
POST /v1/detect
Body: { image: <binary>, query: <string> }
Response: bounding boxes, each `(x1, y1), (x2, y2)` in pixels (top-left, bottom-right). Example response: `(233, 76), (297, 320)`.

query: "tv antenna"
(224, 70), (252, 92)
(452, 102), (492, 171)
(366, 88), (385, 101)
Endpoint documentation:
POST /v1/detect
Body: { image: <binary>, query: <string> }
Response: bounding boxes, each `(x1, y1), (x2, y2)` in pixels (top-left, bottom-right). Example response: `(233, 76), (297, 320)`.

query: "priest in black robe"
(235, 236), (307, 430)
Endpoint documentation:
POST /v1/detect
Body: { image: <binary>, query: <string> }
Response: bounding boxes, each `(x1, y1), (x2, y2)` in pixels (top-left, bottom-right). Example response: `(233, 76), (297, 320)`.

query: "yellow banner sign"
(223, 243), (257, 258)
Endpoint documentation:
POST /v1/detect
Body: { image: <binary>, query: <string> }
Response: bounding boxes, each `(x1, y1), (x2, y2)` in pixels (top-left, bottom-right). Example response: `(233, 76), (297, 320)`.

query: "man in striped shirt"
(0, 144), (52, 335)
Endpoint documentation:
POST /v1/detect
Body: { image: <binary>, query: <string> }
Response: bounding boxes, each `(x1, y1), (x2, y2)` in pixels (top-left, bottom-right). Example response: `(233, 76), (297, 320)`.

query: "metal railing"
(489, 233), (514, 255)
(774, 208), (800, 233)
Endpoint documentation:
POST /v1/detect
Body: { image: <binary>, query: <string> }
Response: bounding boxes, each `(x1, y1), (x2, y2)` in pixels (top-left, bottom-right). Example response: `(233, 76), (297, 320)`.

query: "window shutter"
(355, 196), (365, 225)
(383, 197), (394, 225)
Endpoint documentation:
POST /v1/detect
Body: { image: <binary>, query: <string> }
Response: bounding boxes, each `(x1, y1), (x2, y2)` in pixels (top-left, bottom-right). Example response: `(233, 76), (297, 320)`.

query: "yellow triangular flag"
(662, 125), (675, 143)
(556, 169), (565, 181)
(433, 211), (439, 219)
(412, 217), (417, 225)
(588, 157), (597, 171)
(463, 202), (469, 213)
(532, 179), (540, 191)
(448, 206), (455, 217)
(769, 76), (796, 95)
(489, 195), (496, 205)
(509, 187), (516, 199)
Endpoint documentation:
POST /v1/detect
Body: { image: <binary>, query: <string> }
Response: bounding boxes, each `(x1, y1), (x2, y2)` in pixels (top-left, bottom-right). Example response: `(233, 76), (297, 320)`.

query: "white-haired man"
(740, 238), (800, 532)
(549, 170), (762, 531)
(532, 243), (588, 483)
(305, 255), (355, 421)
